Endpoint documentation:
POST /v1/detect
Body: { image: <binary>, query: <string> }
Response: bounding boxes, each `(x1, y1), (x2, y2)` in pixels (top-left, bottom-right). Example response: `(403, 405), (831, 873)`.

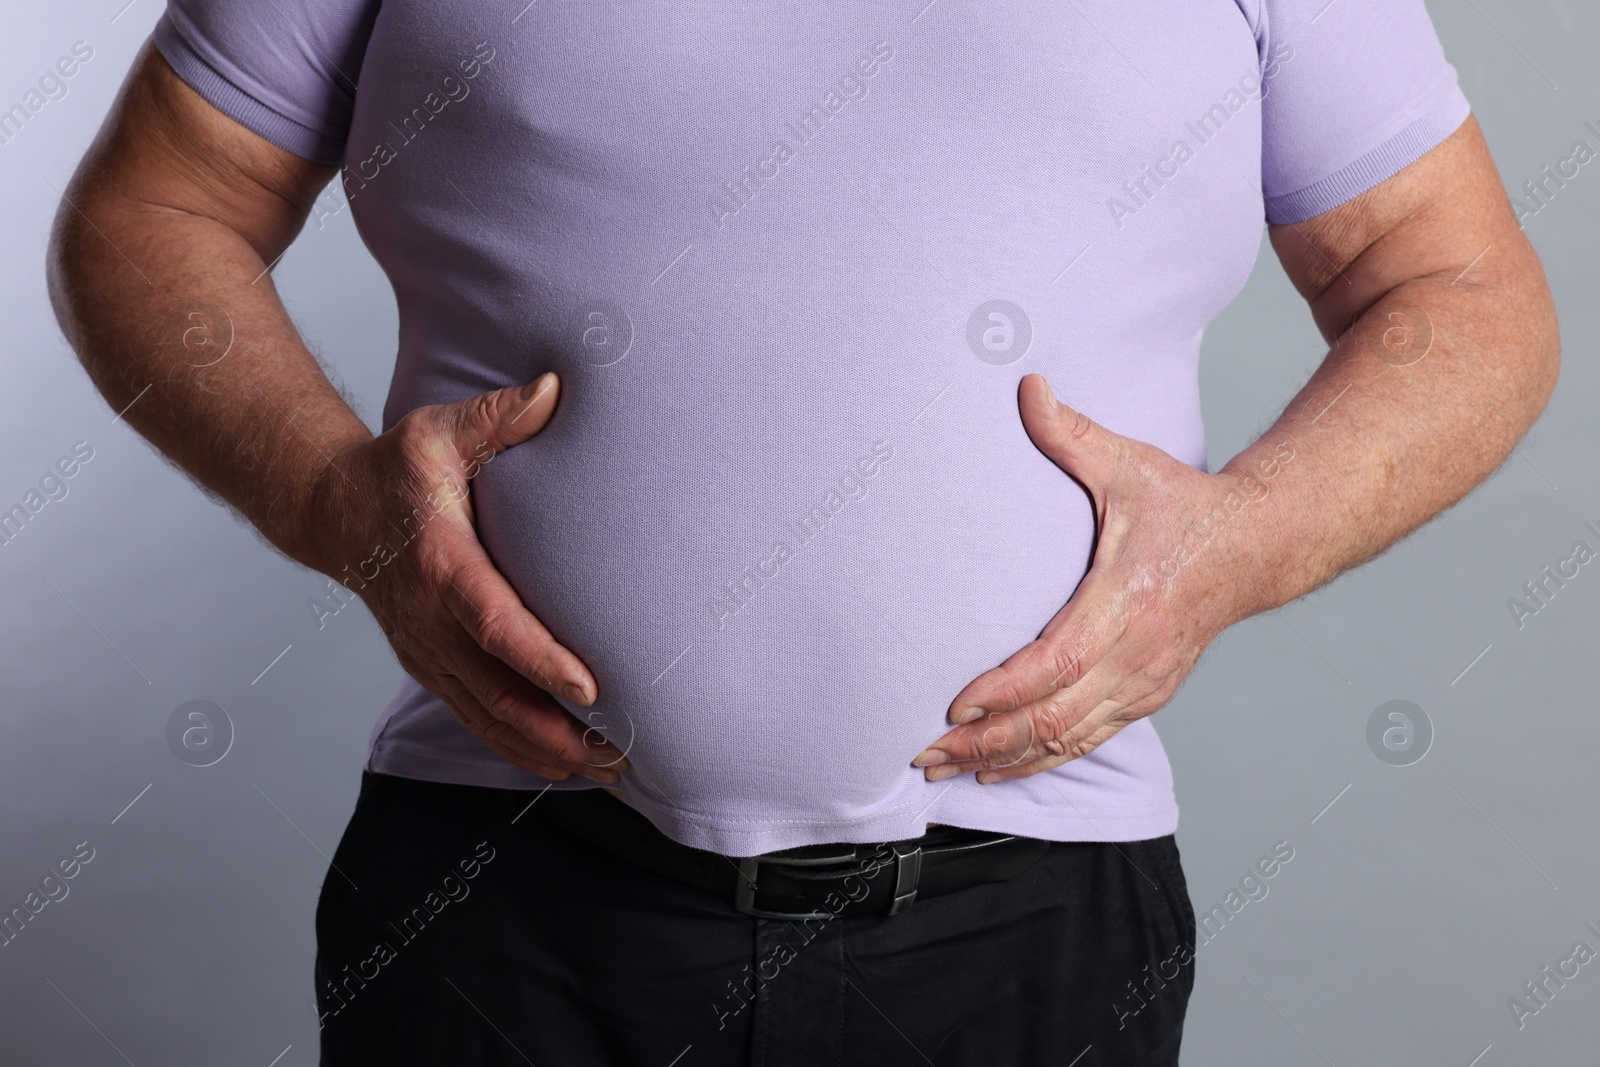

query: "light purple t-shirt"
(154, 0), (1468, 855)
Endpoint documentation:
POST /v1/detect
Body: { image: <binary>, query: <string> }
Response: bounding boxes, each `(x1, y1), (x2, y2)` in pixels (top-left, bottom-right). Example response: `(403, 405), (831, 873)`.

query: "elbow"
(43, 165), (122, 365)
(1492, 245), (1562, 434)
(1526, 280), (1562, 426)
(45, 218), (74, 347)
(44, 181), (92, 358)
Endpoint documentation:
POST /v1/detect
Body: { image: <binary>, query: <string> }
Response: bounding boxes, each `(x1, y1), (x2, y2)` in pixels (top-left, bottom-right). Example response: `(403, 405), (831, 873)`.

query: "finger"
(924, 695), (1123, 781)
(919, 668), (1119, 773)
(427, 673), (574, 780)
(473, 717), (583, 781)
(939, 566), (1126, 729)
(443, 548), (598, 705)
(389, 609), (610, 780)
(970, 712), (1132, 784)
(439, 372), (562, 465)
(436, 654), (628, 779)
(1016, 374), (1136, 515)
(484, 718), (618, 783)
(463, 660), (627, 770)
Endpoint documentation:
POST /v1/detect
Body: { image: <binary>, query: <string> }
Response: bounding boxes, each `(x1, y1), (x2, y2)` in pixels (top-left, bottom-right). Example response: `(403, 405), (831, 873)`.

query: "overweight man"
(48, 0), (1557, 1063)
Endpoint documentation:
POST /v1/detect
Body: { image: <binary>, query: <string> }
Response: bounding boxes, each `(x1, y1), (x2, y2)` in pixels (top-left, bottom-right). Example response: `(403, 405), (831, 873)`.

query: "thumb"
(1018, 374), (1127, 495)
(444, 372), (561, 463)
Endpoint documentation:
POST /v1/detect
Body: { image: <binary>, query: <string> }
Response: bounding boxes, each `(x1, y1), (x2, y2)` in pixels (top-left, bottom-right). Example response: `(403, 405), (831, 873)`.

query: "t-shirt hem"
(368, 740), (1179, 855)
(1264, 81), (1471, 225)
(152, 11), (345, 164)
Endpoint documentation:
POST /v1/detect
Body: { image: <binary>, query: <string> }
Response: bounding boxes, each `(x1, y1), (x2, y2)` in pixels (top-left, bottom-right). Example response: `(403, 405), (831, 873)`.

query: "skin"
(50, 47), (1557, 798)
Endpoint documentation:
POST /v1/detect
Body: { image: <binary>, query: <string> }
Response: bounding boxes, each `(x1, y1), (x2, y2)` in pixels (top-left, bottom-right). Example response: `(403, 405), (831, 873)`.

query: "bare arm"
(49, 44), (628, 783)
(918, 116), (1559, 779)
(46, 43), (360, 561)
(1235, 115), (1559, 614)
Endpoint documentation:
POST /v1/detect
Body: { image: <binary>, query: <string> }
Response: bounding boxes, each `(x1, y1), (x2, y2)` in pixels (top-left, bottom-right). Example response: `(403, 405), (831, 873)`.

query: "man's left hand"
(912, 372), (1284, 783)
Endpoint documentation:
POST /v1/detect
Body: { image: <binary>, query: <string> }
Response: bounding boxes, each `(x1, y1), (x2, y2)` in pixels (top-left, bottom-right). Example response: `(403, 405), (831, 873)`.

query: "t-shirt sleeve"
(152, 0), (382, 164)
(1247, 0), (1471, 224)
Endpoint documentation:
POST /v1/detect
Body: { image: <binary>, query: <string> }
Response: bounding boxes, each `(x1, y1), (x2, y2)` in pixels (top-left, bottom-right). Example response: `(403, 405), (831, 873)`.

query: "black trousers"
(315, 772), (1197, 1066)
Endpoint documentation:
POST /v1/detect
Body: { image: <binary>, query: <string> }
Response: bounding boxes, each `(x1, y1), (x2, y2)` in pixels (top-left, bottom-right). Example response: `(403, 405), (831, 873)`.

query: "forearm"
(1213, 261), (1559, 625)
(46, 54), (369, 572)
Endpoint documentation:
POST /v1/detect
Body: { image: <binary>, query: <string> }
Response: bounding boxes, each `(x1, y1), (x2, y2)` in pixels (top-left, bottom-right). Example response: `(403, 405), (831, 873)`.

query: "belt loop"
(886, 842), (922, 916)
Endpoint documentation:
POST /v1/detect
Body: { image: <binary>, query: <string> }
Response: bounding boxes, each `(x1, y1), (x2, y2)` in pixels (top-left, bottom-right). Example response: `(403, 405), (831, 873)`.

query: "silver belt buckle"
(731, 843), (924, 920)
(732, 856), (835, 920)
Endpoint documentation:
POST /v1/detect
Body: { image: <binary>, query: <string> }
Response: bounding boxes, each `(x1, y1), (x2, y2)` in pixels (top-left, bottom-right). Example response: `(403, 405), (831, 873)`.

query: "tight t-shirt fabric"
(154, 0), (1469, 856)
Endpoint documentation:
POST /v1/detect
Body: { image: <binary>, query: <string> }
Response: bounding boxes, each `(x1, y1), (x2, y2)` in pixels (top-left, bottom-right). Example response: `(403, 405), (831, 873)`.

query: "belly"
(469, 315), (1097, 819)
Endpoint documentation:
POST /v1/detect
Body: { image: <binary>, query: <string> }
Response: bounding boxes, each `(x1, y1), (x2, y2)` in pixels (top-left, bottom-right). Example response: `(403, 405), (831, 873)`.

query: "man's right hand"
(48, 45), (623, 784)
(305, 372), (628, 784)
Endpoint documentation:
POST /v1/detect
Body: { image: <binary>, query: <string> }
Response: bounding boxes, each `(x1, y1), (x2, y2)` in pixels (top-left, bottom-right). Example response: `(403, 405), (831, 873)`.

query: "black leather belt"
(530, 788), (1052, 920)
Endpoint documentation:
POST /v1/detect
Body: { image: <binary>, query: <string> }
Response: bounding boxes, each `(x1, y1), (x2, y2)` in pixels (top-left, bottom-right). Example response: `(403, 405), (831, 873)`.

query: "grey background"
(1, 1), (1595, 1063)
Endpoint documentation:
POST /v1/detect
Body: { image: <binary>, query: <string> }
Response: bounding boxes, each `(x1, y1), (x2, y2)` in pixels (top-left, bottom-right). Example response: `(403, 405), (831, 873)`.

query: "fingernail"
(977, 771), (1002, 785)
(912, 748), (948, 768)
(581, 769), (619, 785)
(1049, 386), (1072, 414)
(522, 372), (554, 400)
(926, 764), (961, 782)
(562, 682), (593, 706)
(588, 751), (626, 769)
(952, 706), (985, 725)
